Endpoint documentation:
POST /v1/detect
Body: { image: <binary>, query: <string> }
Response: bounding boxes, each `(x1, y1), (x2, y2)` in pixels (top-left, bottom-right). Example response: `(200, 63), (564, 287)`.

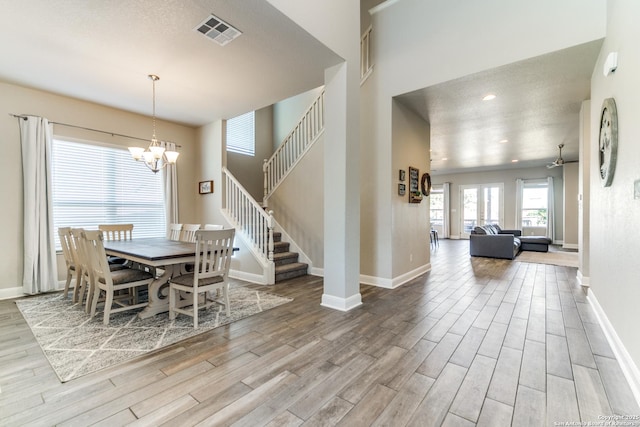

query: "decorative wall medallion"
(599, 97), (618, 187)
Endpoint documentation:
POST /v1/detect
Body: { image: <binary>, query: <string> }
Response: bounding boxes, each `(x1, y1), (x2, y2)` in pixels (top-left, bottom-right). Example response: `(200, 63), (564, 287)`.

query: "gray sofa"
(469, 224), (552, 260)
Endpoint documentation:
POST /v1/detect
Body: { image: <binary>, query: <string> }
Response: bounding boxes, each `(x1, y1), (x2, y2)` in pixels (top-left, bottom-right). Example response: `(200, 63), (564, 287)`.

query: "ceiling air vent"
(194, 14), (242, 46)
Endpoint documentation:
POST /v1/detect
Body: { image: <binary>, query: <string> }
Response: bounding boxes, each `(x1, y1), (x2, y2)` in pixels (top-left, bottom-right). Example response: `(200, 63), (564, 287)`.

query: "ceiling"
(396, 40), (603, 175)
(0, 0), (342, 126)
(1, 1), (604, 175)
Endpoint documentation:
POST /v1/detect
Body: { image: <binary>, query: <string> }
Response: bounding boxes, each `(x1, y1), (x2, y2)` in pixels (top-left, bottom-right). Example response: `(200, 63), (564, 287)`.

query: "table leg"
(138, 264), (178, 319)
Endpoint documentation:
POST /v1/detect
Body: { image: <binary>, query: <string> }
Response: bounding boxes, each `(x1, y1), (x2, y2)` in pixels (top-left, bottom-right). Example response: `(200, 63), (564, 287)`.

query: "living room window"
(226, 111), (255, 156)
(51, 138), (166, 249)
(430, 186), (444, 228)
(521, 180), (548, 228)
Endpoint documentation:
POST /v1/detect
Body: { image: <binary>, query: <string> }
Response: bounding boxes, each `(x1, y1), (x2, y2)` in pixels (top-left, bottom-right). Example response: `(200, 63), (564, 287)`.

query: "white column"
(322, 62), (362, 311)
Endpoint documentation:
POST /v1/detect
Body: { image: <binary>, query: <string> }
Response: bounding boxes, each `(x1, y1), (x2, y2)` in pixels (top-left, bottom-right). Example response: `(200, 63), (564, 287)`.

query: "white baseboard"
(587, 289), (640, 407)
(321, 293), (362, 311)
(309, 267), (324, 277)
(360, 263), (431, 289)
(577, 270), (590, 287)
(563, 243), (579, 250)
(0, 286), (24, 300)
(229, 269), (269, 285)
(450, 236), (460, 240)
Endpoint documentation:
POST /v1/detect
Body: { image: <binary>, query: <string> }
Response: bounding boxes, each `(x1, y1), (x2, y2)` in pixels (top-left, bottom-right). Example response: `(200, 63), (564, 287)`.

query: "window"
(430, 186), (444, 227)
(521, 180), (548, 227)
(226, 111), (255, 156)
(51, 139), (166, 248)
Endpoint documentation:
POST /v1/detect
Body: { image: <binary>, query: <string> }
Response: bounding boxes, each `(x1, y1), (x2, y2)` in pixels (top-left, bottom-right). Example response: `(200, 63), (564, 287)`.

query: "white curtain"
(547, 176), (555, 241)
(161, 141), (179, 231)
(515, 178), (524, 230)
(443, 182), (451, 238)
(19, 116), (58, 294)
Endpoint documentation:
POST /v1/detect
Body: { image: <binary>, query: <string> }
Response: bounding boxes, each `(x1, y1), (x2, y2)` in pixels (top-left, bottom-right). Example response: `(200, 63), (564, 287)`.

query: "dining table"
(103, 237), (237, 319)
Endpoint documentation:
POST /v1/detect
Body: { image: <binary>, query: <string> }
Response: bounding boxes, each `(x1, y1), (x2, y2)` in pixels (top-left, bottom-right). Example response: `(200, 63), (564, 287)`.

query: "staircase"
(272, 231), (308, 281)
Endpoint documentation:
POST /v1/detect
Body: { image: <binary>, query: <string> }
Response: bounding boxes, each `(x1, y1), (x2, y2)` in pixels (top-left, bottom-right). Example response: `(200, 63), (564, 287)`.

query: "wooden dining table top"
(103, 237), (239, 267)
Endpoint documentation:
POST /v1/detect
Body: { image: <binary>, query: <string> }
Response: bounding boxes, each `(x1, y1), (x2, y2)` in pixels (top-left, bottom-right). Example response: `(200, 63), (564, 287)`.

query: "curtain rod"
(9, 113), (182, 147)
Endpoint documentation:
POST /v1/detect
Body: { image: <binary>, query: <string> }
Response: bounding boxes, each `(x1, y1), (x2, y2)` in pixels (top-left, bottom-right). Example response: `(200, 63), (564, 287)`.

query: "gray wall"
(226, 106), (274, 202)
(272, 86), (323, 150)
(563, 162), (579, 248)
(432, 166), (565, 241)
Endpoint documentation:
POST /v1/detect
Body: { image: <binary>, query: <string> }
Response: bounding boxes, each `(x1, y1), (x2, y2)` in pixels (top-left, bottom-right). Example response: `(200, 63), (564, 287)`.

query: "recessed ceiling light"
(442, 157), (448, 161)
(511, 159), (519, 163)
(483, 94), (496, 101)
(499, 139), (508, 143)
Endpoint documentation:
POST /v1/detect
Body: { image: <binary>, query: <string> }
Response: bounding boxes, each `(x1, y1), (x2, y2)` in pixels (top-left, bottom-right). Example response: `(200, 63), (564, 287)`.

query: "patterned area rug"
(15, 285), (292, 382)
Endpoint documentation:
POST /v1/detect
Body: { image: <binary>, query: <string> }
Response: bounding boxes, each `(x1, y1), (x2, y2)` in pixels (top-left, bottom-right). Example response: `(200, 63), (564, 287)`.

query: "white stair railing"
(223, 167), (275, 281)
(263, 89), (325, 206)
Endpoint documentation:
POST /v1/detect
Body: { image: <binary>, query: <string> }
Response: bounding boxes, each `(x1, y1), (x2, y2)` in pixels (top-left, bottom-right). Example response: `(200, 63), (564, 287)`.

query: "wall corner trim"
(321, 293), (362, 311)
(577, 270), (590, 287)
(0, 286), (25, 300)
(229, 270), (268, 285)
(588, 290), (640, 407)
(360, 263), (431, 289)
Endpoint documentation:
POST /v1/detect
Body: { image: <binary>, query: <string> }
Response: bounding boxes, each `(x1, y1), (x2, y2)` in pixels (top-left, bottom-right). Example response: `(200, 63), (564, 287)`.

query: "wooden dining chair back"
(98, 224), (133, 241)
(70, 228), (93, 306)
(180, 224), (201, 243)
(82, 230), (154, 325)
(58, 227), (78, 300)
(169, 228), (236, 328)
(168, 223), (183, 240)
(204, 224), (224, 230)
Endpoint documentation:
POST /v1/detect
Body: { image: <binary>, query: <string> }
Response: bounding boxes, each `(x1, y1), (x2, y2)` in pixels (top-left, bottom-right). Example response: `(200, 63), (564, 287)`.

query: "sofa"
(469, 224), (552, 260)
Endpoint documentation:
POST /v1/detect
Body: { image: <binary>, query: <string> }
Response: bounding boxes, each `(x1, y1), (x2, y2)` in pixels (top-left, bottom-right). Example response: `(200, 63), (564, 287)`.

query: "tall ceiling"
(396, 40), (603, 175)
(1, 1), (603, 174)
(0, 0), (342, 126)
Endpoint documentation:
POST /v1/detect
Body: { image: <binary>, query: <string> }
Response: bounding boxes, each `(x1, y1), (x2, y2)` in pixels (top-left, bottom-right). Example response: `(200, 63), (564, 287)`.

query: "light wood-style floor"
(1, 240), (639, 426)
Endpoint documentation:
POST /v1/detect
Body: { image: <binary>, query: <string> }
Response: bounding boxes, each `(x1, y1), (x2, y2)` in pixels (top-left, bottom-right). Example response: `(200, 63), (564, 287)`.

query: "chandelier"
(128, 74), (179, 173)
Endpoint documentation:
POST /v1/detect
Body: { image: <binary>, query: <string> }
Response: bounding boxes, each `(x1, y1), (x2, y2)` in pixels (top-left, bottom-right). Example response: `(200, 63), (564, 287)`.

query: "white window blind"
(51, 139), (166, 248)
(226, 111), (255, 156)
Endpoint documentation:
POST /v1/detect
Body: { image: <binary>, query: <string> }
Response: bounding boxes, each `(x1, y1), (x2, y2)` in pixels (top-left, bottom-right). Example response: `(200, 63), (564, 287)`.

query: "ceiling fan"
(547, 143), (566, 168)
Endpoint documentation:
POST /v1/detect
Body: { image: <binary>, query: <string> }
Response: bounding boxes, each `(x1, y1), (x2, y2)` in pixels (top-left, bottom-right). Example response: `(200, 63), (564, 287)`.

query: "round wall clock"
(599, 97), (618, 187)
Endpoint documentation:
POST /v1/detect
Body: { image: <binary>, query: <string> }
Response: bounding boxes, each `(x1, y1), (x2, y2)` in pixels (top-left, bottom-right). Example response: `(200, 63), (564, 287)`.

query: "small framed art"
(199, 180), (213, 194)
(398, 183), (406, 196)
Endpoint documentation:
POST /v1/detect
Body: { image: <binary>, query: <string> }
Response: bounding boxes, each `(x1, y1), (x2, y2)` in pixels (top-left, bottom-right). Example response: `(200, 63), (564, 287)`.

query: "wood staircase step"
(275, 262), (308, 282)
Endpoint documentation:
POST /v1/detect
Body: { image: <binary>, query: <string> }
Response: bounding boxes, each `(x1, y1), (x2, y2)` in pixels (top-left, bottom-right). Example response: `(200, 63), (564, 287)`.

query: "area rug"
(15, 285), (292, 382)
(515, 248), (579, 268)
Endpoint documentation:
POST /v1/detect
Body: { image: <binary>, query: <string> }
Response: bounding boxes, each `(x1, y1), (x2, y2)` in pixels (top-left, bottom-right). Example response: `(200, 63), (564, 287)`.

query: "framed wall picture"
(399, 169), (406, 181)
(408, 166), (422, 203)
(199, 180), (213, 194)
(398, 183), (406, 196)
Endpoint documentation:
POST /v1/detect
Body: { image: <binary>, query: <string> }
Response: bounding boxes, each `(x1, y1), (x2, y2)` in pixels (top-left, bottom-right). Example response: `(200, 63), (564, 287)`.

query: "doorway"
(459, 183), (504, 239)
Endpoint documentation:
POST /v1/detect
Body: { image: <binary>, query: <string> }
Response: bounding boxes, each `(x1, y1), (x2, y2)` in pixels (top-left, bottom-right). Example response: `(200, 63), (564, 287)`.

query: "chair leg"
(169, 286), (176, 321)
(84, 280), (94, 314)
(103, 291), (113, 325)
(91, 287), (101, 318)
(223, 284), (231, 317)
(193, 292), (199, 328)
(63, 272), (72, 299)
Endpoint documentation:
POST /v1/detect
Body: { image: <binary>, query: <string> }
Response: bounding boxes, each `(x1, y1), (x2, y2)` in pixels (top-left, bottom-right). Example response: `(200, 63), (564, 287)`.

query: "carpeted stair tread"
(273, 251), (300, 266)
(273, 241), (290, 253)
(275, 262), (308, 281)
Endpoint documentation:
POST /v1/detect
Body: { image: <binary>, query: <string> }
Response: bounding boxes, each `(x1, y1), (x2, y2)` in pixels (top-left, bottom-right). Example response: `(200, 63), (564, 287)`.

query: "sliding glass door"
(459, 183), (504, 238)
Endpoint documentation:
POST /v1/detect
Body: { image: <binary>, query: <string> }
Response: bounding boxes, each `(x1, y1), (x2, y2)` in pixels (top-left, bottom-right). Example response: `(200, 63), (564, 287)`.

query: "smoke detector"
(194, 14), (242, 46)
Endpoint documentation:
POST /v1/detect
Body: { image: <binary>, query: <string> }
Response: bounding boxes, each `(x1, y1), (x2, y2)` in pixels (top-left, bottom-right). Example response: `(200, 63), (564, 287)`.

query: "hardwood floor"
(1, 240), (638, 426)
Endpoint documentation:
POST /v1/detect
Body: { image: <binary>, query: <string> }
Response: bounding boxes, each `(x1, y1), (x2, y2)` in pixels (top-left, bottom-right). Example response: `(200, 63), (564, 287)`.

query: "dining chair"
(169, 228), (235, 328)
(82, 230), (154, 325)
(99, 224), (133, 265)
(204, 224), (224, 230)
(168, 223), (183, 241)
(180, 224), (201, 243)
(98, 223), (133, 241)
(58, 227), (80, 299)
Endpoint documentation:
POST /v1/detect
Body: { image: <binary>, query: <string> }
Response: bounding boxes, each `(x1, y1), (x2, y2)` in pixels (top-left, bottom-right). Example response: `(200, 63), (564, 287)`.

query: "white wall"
(0, 81), (198, 297)
(589, 0), (640, 376)
(272, 86), (323, 150)
(432, 166), (564, 240)
(563, 162), (579, 248)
